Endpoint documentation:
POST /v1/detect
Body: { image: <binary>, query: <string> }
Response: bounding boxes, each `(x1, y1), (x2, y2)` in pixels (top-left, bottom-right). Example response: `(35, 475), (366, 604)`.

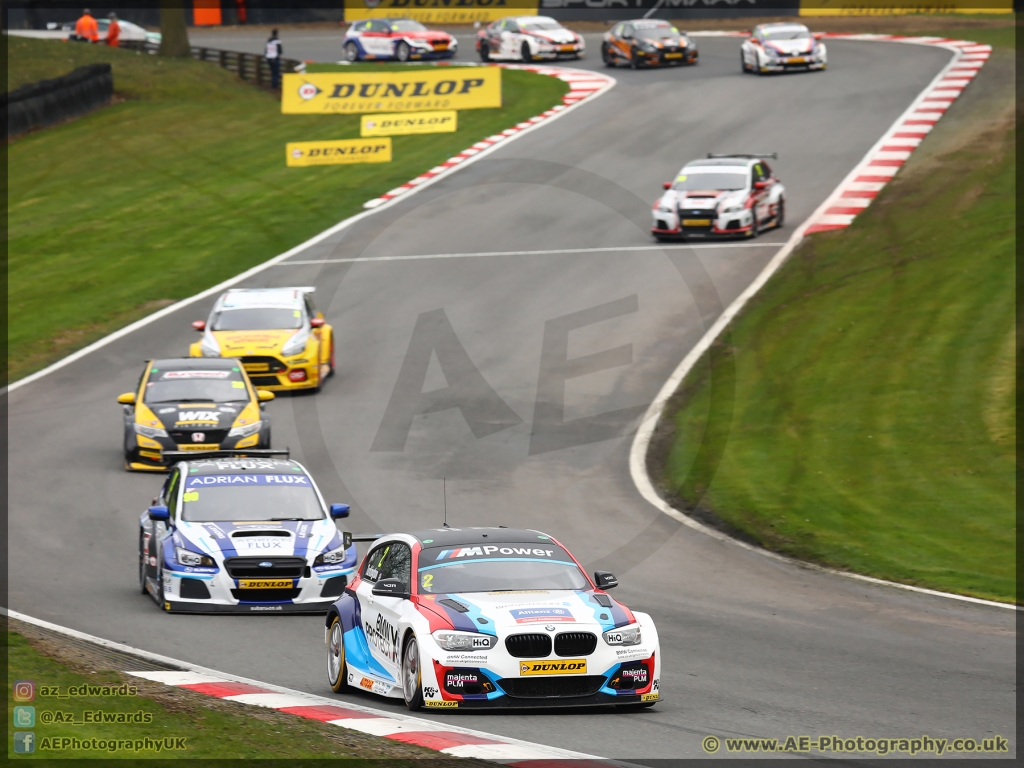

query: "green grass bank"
(6, 38), (568, 382)
(654, 35), (1015, 603)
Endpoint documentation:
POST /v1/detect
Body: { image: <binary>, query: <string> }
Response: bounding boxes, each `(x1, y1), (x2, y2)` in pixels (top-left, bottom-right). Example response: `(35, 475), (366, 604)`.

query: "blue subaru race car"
(139, 450), (359, 613)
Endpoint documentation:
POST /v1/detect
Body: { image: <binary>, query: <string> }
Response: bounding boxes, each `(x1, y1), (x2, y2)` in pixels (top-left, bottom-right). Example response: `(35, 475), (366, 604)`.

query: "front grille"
(179, 578), (211, 599)
(230, 588), (301, 601)
(497, 675), (605, 699)
(224, 556), (306, 580)
(249, 375), (281, 386)
(320, 576), (347, 598)
(241, 356), (287, 373)
(170, 429), (228, 445)
(505, 633), (552, 658)
(554, 632), (597, 657)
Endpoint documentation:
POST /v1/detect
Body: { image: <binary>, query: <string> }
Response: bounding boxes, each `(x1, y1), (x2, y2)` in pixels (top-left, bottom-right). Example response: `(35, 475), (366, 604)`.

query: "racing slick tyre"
(327, 616), (350, 693)
(775, 198), (785, 229)
(479, 42), (490, 62)
(401, 634), (424, 711)
(396, 41), (411, 62)
(138, 532), (148, 594)
(521, 41), (532, 63)
(601, 43), (615, 67)
(328, 338), (336, 378)
(630, 46), (642, 69)
(742, 53), (750, 73)
(749, 213), (761, 239)
(343, 42), (359, 63)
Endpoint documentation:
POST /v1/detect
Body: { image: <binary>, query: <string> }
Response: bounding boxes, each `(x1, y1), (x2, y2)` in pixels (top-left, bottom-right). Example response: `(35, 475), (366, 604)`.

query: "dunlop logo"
(519, 659), (587, 676)
(286, 138), (392, 167)
(361, 110), (457, 137)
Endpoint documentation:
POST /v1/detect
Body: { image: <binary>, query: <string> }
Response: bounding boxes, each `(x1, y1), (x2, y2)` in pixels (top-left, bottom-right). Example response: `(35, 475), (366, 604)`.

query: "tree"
(159, 1), (191, 58)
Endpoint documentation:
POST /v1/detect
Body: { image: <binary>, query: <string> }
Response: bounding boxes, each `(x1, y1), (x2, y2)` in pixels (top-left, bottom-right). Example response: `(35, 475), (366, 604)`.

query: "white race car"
(652, 154), (785, 240)
(325, 527), (661, 710)
(477, 16), (584, 62)
(139, 451), (359, 613)
(741, 22), (826, 75)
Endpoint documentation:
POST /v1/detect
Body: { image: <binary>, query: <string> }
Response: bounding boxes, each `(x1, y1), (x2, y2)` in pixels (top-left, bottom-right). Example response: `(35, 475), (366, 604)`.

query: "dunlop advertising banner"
(361, 110), (458, 136)
(282, 69), (501, 115)
(344, 0), (539, 23)
(286, 138), (393, 166)
(800, 0), (1012, 14)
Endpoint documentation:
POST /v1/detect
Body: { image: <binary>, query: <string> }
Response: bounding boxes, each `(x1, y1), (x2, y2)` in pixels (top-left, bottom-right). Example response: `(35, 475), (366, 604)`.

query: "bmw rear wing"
(707, 153), (778, 159)
(161, 449), (291, 462)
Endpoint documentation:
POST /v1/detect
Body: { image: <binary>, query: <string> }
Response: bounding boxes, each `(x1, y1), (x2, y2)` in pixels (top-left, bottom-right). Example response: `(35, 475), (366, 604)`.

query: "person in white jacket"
(266, 29), (282, 89)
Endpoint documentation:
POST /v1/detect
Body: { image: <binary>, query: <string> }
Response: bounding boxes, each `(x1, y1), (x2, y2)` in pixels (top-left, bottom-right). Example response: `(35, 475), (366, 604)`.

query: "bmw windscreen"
(212, 308), (303, 331)
(417, 543), (590, 593)
(389, 19), (427, 32)
(673, 172), (746, 191)
(144, 368), (249, 404)
(180, 476), (325, 522)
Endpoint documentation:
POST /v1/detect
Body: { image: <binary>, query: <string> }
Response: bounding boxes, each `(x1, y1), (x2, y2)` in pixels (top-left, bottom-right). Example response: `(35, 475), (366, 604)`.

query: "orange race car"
(602, 19), (698, 69)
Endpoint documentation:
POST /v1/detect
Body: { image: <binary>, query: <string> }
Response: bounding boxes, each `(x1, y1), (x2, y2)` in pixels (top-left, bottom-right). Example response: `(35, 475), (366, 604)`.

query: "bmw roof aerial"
(325, 527), (660, 710)
(139, 452), (358, 613)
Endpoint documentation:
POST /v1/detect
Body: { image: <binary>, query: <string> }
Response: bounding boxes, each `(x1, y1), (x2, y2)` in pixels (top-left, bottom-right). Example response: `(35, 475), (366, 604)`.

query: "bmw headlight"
(228, 420), (262, 438)
(603, 624), (642, 646)
(200, 333), (221, 357)
(281, 328), (310, 357)
(134, 423), (168, 439)
(176, 547), (215, 567)
(313, 544), (349, 566)
(431, 630), (498, 651)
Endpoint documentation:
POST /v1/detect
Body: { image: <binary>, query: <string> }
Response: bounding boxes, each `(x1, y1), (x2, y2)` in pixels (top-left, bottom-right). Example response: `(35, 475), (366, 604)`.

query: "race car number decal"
(519, 659), (587, 676)
(238, 579), (292, 589)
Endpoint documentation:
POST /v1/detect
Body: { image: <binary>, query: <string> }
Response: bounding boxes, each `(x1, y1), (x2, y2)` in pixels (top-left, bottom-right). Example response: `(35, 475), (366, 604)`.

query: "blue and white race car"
(341, 18), (457, 63)
(325, 527), (661, 710)
(139, 451), (359, 613)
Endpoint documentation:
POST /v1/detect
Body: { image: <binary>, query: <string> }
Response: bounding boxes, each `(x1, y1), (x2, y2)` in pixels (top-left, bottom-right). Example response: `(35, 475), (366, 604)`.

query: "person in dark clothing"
(266, 29), (282, 90)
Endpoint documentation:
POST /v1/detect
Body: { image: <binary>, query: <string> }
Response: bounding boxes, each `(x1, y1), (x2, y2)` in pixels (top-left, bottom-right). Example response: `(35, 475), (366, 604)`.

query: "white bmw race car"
(139, 451), (360, 613)
(652, 153), (785, 240)
(325, 527), (661, 710)
(741, 22), (826, 74)
(477, 16), (584, 62)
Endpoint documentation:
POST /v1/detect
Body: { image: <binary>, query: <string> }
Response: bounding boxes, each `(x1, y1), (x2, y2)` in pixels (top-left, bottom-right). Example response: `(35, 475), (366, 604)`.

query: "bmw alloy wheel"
(327, 618), (348, 692)
(396, 41), (411, 62)
(401, 635), (423, 710)
(343, 42), (359, 62)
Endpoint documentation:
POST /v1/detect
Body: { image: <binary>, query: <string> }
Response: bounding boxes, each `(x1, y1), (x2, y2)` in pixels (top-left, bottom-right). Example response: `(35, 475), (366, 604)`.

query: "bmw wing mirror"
(148, 505), (170, 522)
(594, 570), (618, 590)
(343, 531), (353, 550)
(330, 503), (350, 520)
(372, 579), (410, 599)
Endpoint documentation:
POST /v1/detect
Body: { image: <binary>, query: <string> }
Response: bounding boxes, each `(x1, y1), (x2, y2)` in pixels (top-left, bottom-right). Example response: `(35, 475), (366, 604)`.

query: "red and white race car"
(651, 154), (786, 240)
(741, 22), (826, 74)
(341, 17), (457, 62)
(477, 16), (584, 62)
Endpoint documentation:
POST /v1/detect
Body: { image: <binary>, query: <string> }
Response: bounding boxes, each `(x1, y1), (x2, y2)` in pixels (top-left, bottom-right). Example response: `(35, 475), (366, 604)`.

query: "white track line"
(277, 241), (785, 266)
(628, 37), (1017, 613)
(3, 66), (615, 396)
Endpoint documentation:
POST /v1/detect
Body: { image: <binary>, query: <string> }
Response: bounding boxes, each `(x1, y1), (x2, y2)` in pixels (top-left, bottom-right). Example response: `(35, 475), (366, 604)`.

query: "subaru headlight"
(176, 547), (215, 567)
(200, 333), (221, 357)
(313, 543), (349, 566)
(281, 327), (310, 357)
(228, 420), (261, 438)
(431, 630), (498, 651)
(134, 423), (168, 439)
(603, 624), (642, 646)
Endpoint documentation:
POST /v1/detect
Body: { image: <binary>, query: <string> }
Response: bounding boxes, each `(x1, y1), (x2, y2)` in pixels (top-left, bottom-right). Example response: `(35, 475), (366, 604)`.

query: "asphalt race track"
(7, 34), (1015, 760)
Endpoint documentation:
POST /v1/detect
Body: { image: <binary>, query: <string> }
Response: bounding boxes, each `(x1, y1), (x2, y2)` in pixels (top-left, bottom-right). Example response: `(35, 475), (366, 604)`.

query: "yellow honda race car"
(189, 287), (335, 392)
(118, 357), (275, 471)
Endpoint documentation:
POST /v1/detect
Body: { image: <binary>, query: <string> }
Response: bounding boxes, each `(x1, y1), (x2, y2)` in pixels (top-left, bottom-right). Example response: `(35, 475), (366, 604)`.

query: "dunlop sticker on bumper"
(519, 659), (587, 676)
(238, 579), (292, 589)
(361, 110), (457, 137)
(424, 700), (459, 707)
(641, 693), (659, 702)
(287, 139), (392, 167)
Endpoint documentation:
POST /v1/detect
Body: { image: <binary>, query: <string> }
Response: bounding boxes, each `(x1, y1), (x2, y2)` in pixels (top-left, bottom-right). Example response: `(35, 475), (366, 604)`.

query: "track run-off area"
(7, 33), (1015, 760)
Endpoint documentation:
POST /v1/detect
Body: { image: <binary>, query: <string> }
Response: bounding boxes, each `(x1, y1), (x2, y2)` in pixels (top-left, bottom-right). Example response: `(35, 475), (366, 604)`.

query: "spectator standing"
(106, 13), (121, 47)
(266, 29), (282, 90)
(74, 8), (98, 42)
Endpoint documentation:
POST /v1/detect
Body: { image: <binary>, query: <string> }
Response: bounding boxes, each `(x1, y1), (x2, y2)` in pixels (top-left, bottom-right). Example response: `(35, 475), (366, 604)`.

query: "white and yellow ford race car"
(741, 22), (826, 75)
(190, 287), (335, 392)
(325, 527), (661, 710)
(652, 153), (785, 240)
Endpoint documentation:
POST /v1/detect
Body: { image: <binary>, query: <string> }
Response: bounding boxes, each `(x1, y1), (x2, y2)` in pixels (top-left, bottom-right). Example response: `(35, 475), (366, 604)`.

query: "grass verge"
(4, 624), (472, 761)
(652, 35), (1015, 603)
(6, 38), (568, 383)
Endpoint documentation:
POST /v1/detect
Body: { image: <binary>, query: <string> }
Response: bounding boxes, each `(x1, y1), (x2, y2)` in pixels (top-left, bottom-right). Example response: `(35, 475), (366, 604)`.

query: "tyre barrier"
(5, 63), (112, 139)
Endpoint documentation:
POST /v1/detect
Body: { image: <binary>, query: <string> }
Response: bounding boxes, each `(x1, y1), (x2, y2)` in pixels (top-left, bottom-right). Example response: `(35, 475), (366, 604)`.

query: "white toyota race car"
(477, 16), (584, 62)
(139, 451), (360, 613)
(325, 527), (661, 710)
(741, 22), (826, 74)
(652, 154), (785, 240)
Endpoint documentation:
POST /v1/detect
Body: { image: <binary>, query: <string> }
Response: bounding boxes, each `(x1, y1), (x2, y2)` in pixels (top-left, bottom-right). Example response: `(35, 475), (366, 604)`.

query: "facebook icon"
(14, 732), (35, 754)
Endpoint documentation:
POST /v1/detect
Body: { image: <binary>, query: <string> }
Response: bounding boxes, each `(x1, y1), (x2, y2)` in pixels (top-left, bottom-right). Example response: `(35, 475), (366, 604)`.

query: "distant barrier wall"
(5, 63), (112, 139)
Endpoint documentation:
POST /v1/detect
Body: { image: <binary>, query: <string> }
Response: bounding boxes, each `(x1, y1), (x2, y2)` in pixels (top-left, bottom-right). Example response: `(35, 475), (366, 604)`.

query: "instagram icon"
(13, 681), (35, 702)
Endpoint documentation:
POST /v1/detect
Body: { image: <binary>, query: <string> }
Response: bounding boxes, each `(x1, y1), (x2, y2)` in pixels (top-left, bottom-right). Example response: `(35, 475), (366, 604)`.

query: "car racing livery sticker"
(509, 607), (575, 623)
(184, 474), (312, 487)
(519, 659), (587, 676)
(333, 593), (396, 682)
(364, 612), (400, 664)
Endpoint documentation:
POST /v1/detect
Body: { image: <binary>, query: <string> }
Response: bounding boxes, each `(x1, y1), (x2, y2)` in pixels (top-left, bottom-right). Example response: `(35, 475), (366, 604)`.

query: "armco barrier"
(118, 39), (301, 91)
(5, 63), (112, 139)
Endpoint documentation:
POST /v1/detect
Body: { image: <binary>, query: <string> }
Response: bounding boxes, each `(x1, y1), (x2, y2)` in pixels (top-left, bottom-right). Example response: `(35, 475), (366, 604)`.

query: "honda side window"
(379, 543), (412, 586)
(363, 543), (391, 583)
